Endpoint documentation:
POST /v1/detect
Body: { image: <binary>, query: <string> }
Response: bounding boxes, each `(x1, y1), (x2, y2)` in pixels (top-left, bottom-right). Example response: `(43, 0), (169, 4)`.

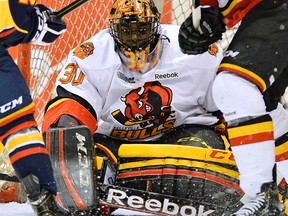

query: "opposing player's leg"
(269, 104), (288, 215)
(213, 72), (285, 215)
(0, 46), (69, 216)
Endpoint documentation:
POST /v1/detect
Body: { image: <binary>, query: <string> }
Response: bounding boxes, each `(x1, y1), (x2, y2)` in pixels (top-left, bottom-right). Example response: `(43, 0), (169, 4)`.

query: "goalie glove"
(24, 4), (67, 46)
(178, 6), (226, 55)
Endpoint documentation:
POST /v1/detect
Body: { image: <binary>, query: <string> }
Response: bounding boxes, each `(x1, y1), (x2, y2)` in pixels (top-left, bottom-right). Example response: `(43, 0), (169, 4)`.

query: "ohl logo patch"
(208, 44), (219, 56)
(73, 41), (94, 59)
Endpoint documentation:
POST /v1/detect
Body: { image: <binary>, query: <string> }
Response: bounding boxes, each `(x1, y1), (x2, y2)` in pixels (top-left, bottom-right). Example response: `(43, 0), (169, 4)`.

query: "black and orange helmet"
(108, 0), (161, 73)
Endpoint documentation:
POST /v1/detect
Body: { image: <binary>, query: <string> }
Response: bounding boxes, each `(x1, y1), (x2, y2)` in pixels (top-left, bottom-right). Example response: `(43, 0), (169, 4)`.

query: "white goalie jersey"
(55, 24), (223, 141)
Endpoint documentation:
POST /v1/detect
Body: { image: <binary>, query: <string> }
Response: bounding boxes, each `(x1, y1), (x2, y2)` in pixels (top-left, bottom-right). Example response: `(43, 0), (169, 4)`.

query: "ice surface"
(0, 202), (154, 216)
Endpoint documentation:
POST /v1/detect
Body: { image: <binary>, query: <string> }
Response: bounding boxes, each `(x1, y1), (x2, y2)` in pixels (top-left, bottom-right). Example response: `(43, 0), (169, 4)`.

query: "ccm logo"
(76, 132), (90, 187)
(107, 188), (215, 216)
(0, 96), (23, 114)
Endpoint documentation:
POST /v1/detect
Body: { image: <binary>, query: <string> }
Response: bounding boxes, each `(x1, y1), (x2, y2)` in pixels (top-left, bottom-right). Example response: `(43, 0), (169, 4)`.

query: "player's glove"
(263, 89), (281, 112)
(178, 6), (226, 55)
(24, 4), (67, 46)
(263, 68), (288, 112)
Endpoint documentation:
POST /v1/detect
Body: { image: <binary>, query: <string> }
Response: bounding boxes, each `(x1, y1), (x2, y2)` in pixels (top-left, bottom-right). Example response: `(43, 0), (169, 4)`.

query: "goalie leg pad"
(117, 142), (242, 213)
(43, 126), (98, 213)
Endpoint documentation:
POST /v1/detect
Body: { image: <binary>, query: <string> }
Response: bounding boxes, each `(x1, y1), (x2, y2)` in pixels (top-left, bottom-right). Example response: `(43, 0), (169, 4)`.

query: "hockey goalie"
(39, 0), (288, 215)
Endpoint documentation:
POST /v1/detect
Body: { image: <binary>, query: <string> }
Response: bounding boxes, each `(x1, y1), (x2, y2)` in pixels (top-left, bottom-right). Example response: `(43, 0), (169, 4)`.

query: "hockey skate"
(232, 182), (285, 216)
(29, 188), (70, 216)
(20, 174), (70, 216)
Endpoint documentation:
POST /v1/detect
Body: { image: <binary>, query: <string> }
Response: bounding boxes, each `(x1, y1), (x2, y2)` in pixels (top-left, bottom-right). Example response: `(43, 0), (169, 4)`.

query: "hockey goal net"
(1, 0), (238, 203)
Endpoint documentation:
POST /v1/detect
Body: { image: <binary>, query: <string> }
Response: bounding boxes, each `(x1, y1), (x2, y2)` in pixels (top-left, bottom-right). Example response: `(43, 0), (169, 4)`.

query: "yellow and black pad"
(117, 143), (243, 213)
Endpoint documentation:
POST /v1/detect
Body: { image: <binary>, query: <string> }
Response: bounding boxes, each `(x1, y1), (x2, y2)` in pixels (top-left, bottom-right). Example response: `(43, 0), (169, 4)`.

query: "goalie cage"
(1, 0), (239, 204)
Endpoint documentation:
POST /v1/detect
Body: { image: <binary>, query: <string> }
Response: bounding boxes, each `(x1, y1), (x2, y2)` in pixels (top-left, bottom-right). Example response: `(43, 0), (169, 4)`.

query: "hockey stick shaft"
(0, 173), (19, 183)
(191, 0), (203, 34)
(55, 0), (90, 18)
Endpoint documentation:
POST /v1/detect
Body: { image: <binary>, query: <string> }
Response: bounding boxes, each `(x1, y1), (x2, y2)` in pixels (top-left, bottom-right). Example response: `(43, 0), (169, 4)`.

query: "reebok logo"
(107, 188), (215, 216)
(155, 72), (179, 80)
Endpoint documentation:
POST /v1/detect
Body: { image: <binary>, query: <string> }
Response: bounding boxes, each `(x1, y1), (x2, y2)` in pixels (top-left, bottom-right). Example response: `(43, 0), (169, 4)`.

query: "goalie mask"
(109, 0), (161, 73)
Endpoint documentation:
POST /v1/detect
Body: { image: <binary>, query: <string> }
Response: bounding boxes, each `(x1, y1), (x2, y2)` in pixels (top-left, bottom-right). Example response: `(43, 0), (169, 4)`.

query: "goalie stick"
(98, 183), (240, 215)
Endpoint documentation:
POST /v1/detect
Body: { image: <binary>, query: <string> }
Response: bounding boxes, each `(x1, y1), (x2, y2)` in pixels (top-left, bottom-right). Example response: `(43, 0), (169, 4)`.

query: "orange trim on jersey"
(228, 121), (273, 139)
(42, 98), (97, 133)
(218, 63), (267, 92)
(229, 132), (274, 146)
(0, 28), (16, 38)
(58, 130), (87, 209)
(0, 103), (35, 127)
(117, 168), (243, 194)
(228, 120), (273, 146)
(275, 141), (288, 162)
(221, 0), (262, 28)
(0, 121), (37, 142)
(10, 147), (48, 164)
(276, 152), (288, 162)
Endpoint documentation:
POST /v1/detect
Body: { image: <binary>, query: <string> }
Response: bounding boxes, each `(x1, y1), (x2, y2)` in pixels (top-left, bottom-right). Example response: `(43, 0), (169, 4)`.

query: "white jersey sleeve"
(55, 29), (120, 117)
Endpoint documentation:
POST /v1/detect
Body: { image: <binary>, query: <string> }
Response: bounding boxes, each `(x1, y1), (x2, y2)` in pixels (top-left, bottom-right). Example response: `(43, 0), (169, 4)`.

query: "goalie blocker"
(43, 126), (98, 214)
